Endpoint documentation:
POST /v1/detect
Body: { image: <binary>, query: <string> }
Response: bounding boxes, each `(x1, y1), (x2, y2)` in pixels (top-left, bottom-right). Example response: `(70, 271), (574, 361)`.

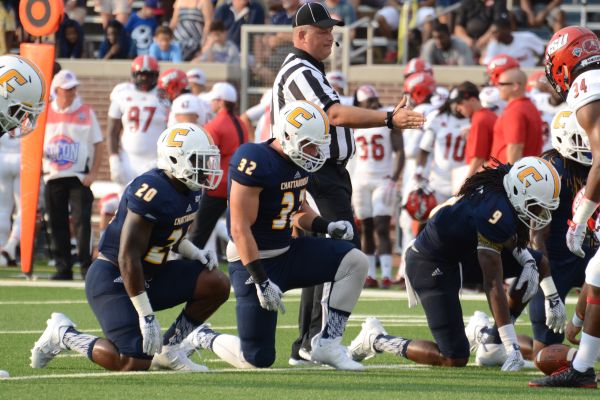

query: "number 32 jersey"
(227, 140), (309, 251)
(108, 87), (169, 157)
(99, 168), (201, 274)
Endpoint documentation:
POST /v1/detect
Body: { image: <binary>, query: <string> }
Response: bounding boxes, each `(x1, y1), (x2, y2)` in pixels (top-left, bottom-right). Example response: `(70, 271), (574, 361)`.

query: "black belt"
(325, 158), (348, 168)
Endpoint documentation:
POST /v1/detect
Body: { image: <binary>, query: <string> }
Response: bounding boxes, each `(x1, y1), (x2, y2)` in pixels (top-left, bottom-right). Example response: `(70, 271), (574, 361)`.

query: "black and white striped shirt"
(271, 48), (355, 162)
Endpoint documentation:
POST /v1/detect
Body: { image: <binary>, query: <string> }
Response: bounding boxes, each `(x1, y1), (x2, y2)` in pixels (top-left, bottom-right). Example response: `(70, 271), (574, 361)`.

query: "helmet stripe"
(539, 158), (560, 199)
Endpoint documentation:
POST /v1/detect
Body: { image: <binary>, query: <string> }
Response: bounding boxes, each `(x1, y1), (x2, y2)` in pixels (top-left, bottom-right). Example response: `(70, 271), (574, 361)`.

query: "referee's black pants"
(44, 176), (94, 279)
(291, 162), (360, 358)
(188, 195), (227, 249)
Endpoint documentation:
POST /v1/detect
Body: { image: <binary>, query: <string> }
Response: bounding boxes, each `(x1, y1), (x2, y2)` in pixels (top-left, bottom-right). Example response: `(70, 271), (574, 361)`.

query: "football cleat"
(349, 317), (387, 361)
(30, 312), (74, 368)
(364, 276), (379, 289)
(151, 345), (208, 372)
(380, 277), (392, 289)
(529, 366), (597, 388)
(288, 357), (313, 366)
(465, 311), (491, 352)
(311, 335), (364, 371)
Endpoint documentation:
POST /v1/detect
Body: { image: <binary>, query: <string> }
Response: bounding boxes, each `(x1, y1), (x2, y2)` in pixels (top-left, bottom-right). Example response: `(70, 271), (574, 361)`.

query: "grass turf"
(0, 263), (597, 399)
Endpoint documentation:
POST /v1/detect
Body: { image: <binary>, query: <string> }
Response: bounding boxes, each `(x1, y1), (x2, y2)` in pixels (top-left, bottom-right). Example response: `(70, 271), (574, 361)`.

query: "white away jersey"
(354, 125), (394, 177)
(108, 87), (169, 157)
(420, 110), (469, 197)
(566, 69), (600, 112)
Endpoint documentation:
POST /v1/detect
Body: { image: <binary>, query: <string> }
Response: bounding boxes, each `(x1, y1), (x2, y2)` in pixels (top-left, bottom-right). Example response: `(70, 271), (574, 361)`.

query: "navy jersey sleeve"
(474, 193), (517, 246)
(125, 174), (172, 223)
(229, 143), (271, 187)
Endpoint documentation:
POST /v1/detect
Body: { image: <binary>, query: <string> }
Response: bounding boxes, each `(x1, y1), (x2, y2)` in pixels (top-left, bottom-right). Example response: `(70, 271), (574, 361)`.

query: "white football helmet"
(551, 109), (592, 166)
(156, 123), (223, 191)
(0, 55), (46, 137)
(503, 156), (561, 230)
(273, 100), (331, 172)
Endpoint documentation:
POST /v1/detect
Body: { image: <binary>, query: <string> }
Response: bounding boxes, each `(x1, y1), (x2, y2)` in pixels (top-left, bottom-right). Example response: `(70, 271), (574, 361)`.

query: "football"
(534, 344), (578, 375)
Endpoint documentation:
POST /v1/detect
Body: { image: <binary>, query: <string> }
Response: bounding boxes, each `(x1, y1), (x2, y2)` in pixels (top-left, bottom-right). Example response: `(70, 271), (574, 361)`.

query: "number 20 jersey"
(99, 168), (201, 273)
(227, 141), (309, 251)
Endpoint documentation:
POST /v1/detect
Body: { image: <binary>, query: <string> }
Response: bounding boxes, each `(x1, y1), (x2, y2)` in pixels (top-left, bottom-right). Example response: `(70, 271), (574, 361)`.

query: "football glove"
(139, 314), (162, 356)
(545, 292), (567, 334)
(109, 154), (127, 185)
(327, 221), (354, 241)
(254, 279), (286, 313)
(512, 248), (539, 303)
(501, 346), (525, 372)
(566, 222), (586, 258)
(177, 239), (218, 270)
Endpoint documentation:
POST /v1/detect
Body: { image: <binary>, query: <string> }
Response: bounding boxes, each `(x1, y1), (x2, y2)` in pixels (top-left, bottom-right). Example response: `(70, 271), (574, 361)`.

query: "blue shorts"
(229, 236), (355, 368)
(529, 254), (588, 345)
(85, 258), (205, 359)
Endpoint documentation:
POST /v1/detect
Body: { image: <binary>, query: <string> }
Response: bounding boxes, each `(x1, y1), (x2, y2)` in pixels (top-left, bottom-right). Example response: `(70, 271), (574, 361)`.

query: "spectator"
(450, 81), (498, 178)
(170, 0), (214, 61)
(490, 68), (543, 164)
(420, 20), (474, 65)
(518, 0), (565, 33)
(326, 70), (353, 105)
(454, 0), (507, 55)
(94, 0), (132, 29)
(323, 0), (357, 26)
(188, 82), (248, 252)
(65, 0), (87, 26)
(481, 15), (546, 67)
(56, 18), (85, 59)
(195, 20), (240, 63)
(125, 0), (160, 56)
(43, 70), (104, 280)
(214, 0), (265, 49)
(0, 1), (16, 55)
(149, 25), (183, 62)
(186, 68), (208, 95)
(98, 19), (134, 59)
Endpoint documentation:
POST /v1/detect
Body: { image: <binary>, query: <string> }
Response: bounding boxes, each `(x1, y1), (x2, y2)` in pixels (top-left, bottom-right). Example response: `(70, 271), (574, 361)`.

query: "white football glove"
(545, 292), (567, 334)
(327, 221), (354, 240)
(177, 239), (218, 270)
(139, 314), (162, 356)
(109, 154), (127, 185)
(501, 346), (525, 372)
(254, 279), (286, 313)
(566, 222), (586, 258)
(512, 248), (539, 303)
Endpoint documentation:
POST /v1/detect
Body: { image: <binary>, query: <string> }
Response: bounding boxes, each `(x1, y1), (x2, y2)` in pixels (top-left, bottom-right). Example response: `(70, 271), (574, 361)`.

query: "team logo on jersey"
(44, 135), (79, 170)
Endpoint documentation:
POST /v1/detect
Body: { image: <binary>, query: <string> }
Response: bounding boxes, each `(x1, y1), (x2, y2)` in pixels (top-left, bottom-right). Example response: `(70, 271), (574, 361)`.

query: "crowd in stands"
(0, 0), (587, 66)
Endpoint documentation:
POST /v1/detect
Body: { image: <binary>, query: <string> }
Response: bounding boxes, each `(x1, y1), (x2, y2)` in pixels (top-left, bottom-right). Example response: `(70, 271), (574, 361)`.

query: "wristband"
(130, 292), (153, 317)
(312, 216), (331, 234)
(498, 324), (519, 353)
(540, 276), (557, 297)
(245, 259), (268, 284)
(572, 313), (584, 328)
(573, 197), (599, 225)
(385, 111), (394, 129)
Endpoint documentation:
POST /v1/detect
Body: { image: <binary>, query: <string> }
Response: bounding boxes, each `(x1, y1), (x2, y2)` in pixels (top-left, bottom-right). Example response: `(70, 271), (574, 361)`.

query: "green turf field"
(0, 264), (597, 399)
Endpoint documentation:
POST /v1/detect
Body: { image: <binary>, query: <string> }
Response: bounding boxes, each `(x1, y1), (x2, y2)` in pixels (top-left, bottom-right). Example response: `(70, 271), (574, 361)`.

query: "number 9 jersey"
(98, 168), (201, 274)
(227, 141), (309, 252)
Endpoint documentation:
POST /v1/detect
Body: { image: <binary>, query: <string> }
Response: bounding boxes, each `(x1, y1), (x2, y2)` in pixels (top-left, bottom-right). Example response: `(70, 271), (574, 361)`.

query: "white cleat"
(30, 312), (74, 368)
(310, 335), (364, 371)
(348, 317), (387, 362)
(465, 311), (491, 352)
(151, 345), (208, 372)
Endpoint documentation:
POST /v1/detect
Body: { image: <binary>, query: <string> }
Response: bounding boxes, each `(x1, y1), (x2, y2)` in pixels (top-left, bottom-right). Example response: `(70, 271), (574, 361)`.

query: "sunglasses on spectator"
(496, 81), (515, 86)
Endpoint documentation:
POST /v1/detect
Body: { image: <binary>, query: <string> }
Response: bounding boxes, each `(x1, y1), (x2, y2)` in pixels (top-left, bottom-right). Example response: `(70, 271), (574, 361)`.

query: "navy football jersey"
(414, 188), (519, 264)
(227, 141), (309, 250)
(544, 152), (593, 260)
(99, 168), (201, 273)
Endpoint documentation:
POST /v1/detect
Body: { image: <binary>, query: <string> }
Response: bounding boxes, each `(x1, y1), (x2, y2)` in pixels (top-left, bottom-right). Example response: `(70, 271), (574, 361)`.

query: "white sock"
(211, 334), (255, 369)
(366, 254), (376, 279)
(572, 332), (600, 372)
(380, 254), (392, 279)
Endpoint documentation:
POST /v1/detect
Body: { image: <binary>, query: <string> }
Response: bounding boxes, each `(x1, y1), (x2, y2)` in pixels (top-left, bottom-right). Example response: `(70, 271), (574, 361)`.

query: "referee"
(271, 2), (425, 365)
